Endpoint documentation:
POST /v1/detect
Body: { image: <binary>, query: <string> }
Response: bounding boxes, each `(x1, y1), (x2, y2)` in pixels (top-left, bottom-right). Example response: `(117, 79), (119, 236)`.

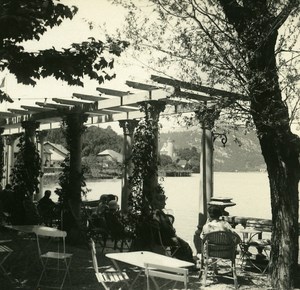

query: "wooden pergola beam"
(73, 93), (108, 102)
(53, 97), (93, 105)
(8, 108), (29, 115)
(21, 105), (54, 113)
(151, 74), (248, 100)
(97, 87), (132, 97)
(36, 102), (72, 110)
(126, 81), (160, 91)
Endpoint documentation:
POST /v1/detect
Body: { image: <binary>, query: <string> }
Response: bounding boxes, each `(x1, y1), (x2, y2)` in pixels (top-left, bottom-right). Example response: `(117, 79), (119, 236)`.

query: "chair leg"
(232, 260), (238, 289)
(203, 260), (208, 287)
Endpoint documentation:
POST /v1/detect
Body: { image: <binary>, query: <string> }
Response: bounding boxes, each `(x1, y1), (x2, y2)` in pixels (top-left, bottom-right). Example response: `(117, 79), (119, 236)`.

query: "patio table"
(106, 251), (194, 289)
(235, 228), (269, 272)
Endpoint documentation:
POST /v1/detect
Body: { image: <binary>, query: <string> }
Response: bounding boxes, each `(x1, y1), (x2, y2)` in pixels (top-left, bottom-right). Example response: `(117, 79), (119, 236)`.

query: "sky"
(0, 0), (299, 135)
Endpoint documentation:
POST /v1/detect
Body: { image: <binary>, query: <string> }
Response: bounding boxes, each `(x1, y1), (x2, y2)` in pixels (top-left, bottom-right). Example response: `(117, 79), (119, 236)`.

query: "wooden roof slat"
(0, 111), (17, 117)
(97, 87), (132, 97)
(52, 98), (94, 106)
(21, 105), (54, 113)
(105, 106), (140, 113)
(8, 108), (29, 115)
(95, 108), (124, 114)
(126, 81), (160, 91)
(151, 75), (248, 100)
(174, 91), (213, 102)
(36, 102), (72, 109)
(73, 93), (108, 102)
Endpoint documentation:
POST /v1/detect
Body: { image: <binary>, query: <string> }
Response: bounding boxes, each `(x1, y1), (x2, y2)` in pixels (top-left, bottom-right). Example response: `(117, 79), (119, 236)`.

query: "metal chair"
(144, 263), (189, 290)
(0, 240), (13, 283)
(199, 231), (241, 289)
(33, 226), (72, 290)
(90, 238), (129, 290)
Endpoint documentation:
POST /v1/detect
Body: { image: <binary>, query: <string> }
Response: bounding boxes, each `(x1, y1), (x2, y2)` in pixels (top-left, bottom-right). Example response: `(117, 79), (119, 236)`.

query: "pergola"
(0, 74), (246, 229)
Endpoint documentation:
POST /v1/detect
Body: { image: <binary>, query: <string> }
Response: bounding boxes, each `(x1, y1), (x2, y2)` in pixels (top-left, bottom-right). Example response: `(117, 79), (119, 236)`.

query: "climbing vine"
(10, 125), (42, 224)
(55, 111), (89, 205)
(11, 133), (42, 198)
(0, 134), (4, 182)
(129, 101), (166, 216)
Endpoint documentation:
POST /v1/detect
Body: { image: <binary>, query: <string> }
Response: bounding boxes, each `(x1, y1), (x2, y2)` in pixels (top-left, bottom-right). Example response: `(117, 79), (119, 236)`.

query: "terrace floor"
(0, 226), (299, 290)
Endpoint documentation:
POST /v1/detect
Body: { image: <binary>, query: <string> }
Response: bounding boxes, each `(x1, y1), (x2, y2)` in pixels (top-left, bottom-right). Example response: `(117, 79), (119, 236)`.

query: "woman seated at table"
(200, 205), (235, 239)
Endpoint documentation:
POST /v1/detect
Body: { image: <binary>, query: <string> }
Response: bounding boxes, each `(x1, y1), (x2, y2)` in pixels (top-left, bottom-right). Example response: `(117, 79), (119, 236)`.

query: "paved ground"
(1, 227), (300, 289)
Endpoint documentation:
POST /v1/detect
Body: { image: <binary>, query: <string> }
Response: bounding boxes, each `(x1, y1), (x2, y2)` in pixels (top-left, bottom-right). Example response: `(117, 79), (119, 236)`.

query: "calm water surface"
(47, 172), (299, 253)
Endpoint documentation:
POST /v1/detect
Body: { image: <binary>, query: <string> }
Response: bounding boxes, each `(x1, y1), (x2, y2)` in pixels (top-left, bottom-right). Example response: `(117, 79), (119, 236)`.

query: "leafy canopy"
(0, 0), (129, 102)
(113, 0), (299, 129)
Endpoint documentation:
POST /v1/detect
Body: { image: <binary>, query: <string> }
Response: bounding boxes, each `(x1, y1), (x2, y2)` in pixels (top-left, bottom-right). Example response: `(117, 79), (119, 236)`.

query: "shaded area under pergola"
(0, 74), (246, 231)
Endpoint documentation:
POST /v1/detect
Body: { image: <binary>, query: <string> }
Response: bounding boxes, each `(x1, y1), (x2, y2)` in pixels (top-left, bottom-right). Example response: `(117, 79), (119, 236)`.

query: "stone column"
(0, 128), (4, 188)
(5, 134), (20, 185)
(22, 121), (40, 143)
(36, 130), (47, 201)
(119, 119), (139, 213)
(139, 100), (166, 204)
(62, 111), (87, 239)
(198, 126), (213, 227)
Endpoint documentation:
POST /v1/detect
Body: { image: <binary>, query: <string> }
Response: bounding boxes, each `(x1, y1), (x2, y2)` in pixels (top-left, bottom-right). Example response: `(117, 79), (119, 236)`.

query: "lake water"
(46, 172), (299, 253)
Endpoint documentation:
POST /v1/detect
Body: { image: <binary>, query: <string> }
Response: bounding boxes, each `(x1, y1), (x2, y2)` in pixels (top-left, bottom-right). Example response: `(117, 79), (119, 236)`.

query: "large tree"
(114, 0), (300, 288)
(0, 0), (128, 103)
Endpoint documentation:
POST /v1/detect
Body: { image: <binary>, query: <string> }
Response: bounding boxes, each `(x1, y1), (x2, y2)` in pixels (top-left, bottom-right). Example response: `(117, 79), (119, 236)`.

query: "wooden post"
(119, 119), (139, 213)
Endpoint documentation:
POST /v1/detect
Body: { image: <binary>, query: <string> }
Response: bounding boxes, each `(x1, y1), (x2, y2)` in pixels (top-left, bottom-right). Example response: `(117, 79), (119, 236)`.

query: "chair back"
(90, 238), (99, 274)
(202, 231), (240, 260)
(144, 263), (188, 290)
(33, 226), (67, 256)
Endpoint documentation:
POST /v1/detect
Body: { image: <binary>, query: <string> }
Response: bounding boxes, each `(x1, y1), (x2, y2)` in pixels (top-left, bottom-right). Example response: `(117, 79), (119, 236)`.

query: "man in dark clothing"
(37, 190), (56, 226)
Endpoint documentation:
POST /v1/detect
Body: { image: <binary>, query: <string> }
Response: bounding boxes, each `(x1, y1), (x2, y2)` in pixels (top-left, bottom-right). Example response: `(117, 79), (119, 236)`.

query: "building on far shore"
(160, 138), (177, 160)
(97, 149), (123, 167)
(43, 141), (68, 167)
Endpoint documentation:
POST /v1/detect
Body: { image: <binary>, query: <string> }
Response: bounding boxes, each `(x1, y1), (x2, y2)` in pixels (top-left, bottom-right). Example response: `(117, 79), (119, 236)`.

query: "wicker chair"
(199, 231), (241, 289)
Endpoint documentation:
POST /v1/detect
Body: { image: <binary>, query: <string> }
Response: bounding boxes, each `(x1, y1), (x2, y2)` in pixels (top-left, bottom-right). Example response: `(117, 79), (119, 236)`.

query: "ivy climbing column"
(36, 130), (47, 200)
(119, 119), (139, 213)
(139, 100), (166, 206)
(5, 133), (19, 185)
(60, 110), (87, 241)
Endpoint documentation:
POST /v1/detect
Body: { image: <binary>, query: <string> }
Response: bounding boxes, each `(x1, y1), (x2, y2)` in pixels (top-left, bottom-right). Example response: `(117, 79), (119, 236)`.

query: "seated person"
(151, 194), (194, 263)
(37, 190), (56, 226)
(200, 205), (239, 273)
(200, 205), (234, 239)
(96, 195), (109, 216)
(104, 200), (131, 240)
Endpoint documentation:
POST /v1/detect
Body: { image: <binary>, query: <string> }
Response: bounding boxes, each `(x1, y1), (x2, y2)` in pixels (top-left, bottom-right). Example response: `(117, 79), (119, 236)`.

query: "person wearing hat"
(150, 193), (195, 264)
(200, 205), (235, 239)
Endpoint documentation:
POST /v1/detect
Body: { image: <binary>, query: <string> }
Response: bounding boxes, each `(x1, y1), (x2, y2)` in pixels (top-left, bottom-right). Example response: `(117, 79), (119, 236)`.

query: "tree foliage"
(0, 0), (129, 102)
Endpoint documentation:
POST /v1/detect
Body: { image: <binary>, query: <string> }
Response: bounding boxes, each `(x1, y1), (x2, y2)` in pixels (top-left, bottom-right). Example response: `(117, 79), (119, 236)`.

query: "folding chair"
(199, 231), (241, 289)
(0, 240), (13, 283)
(33, 227), (73, 290)
(144, 263), (189, 290)
(90, 238), (129, 290)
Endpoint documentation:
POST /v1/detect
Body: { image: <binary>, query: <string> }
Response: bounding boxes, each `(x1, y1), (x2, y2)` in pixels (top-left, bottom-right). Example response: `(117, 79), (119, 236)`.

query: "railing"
(223, 215), (300, 235)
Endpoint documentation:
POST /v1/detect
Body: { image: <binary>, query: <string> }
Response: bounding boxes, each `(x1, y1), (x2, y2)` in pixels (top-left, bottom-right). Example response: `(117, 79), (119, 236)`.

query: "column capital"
(4, 133), (21, 146)
(119, 119), (139, 136)
(138, 100), (166, 120)
(36, 130), (47, 143)
(21, 120), (40, 131)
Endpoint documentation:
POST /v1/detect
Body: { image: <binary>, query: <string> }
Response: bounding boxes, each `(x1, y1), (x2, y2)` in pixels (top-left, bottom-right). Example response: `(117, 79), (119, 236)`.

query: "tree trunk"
(217, 2), (300, 287)
(248, 34), (299, 290)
